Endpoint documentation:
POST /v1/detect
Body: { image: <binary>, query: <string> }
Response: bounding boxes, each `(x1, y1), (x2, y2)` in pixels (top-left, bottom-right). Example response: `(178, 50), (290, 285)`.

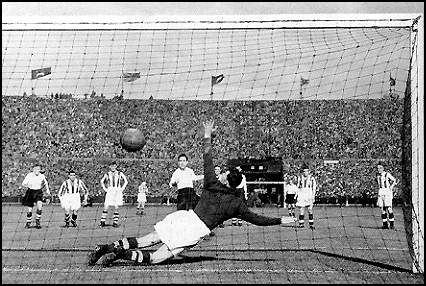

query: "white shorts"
(296, 189), (314, 207)
(377, 188), (392, 207)
(377, 194), (393, 208)
(60, 193), (81, 211)
(104, 187), (124, 207)
(154, 210), (211, 251)
(137, 193), (147, 204)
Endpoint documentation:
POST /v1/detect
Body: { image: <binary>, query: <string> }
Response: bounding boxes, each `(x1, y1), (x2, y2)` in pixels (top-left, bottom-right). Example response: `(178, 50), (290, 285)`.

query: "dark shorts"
(21, 188), (43, 207)
(285, 194), (296, 204)
(176, 188), (199, 211)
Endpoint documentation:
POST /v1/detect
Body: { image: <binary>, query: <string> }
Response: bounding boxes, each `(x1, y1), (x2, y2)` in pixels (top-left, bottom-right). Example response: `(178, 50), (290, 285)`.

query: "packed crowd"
(2, 96), (405, 202)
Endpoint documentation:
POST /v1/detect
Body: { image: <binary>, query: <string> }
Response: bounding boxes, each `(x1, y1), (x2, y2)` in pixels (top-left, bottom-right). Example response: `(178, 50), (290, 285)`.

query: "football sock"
(26, 212), (32, 224)
(100, 210), (108, 223)
(113, 211), (119, 225)
(127, 250), (151, 264)
(308, 213), (314, 227)
(71, 213), (77, 224)
(65, 214), (70, 223)
(35, 209), (42, 223)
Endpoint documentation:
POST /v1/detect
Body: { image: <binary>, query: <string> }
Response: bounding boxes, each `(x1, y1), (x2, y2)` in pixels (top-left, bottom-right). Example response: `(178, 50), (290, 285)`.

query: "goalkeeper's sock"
(108, 237), (138, 252)
(125, 249), (151, 264)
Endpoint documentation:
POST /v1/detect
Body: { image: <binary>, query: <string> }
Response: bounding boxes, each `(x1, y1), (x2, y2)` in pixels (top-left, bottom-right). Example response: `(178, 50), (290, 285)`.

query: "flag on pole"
(211, 74), (225, 86)
(122, 72), (141, 83)
(300, 77), (309, 86)
(31, 67), (51, 79)
(389, 76), (396, 86)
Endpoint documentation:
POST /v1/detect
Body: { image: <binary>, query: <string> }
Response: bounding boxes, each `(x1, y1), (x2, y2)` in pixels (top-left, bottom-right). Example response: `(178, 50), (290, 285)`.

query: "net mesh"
(2, 15), (423, 283)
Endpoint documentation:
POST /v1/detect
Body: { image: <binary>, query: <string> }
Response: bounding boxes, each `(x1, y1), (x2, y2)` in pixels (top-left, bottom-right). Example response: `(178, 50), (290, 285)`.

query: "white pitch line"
(2, 267), (397, 274)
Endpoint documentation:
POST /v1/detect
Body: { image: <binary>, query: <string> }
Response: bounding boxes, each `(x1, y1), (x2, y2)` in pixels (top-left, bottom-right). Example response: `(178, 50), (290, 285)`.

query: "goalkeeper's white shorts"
(154, 210), (210, 251)
(60, 193), (81, 211)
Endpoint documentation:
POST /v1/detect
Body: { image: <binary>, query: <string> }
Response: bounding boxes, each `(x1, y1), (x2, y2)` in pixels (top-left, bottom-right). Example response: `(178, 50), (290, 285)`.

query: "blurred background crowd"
(2, 95), (404, 206)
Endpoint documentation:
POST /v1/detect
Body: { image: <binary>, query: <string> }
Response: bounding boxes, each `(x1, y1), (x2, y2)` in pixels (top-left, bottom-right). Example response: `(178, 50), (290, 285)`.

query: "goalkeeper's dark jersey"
(194, 138), (281, 230)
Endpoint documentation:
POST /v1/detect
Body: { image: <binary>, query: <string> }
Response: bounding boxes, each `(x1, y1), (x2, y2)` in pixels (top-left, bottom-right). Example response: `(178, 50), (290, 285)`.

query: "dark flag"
(31, 67), (51, 80)
(211, 74), (225, 86)
(299, 77), (309, 97)
(300, 77), (309, 86)
(389, 76), (396, 86)
(122, 72), (141, 83)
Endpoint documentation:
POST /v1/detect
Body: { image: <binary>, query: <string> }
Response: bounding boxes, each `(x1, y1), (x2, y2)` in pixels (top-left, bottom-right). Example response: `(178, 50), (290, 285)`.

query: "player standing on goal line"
(99, 161), (128, 227)
(88, 119), (295, 266)
(58, 170), (89, 227)
(136, 181), (148, 215)
(231, 165), (247, 226)
(296, 164), (317, 229)
(376, 164), (397, 229)
(21, 163), (51, 229)
(285, 174), (298, 221)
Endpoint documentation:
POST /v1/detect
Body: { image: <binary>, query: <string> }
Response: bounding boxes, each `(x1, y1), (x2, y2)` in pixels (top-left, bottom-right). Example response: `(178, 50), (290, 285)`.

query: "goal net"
(2, 14), (423, 284)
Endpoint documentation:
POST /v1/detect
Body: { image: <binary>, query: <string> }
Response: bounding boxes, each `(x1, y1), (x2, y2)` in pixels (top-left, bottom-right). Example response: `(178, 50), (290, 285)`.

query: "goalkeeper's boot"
(24, 222), (31, 229)
(88, 244), (109, 265)
(71, 221), (77, 227)
(382, 222), (389, 229)
(99, 221), (106, 227)
(35, 221), (42, 229)
(101, 246), (125, 267)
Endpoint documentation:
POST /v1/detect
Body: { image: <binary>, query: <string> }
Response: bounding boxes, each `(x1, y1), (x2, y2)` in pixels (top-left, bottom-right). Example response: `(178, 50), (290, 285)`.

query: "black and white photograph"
(2, 2), (424, 284)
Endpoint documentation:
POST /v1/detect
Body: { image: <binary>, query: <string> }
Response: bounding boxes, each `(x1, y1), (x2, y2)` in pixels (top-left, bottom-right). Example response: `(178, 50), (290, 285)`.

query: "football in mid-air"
(120, 128), (146, 152)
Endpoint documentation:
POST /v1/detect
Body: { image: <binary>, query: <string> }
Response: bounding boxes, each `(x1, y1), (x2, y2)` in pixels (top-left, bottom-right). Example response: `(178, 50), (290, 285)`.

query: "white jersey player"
(137, 182), (148, 215)
(376, 164), (397, 229)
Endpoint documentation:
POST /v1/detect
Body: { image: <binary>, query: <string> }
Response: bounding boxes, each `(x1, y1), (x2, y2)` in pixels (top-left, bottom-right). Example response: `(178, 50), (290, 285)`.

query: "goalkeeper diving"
(88, 119), (294, 266)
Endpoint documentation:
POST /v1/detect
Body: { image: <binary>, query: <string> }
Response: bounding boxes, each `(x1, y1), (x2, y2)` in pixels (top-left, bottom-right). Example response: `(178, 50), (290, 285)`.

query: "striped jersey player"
(296, 164), (317, 229)
(58, 170), (89, 227)
(99, 161), (128, 227)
